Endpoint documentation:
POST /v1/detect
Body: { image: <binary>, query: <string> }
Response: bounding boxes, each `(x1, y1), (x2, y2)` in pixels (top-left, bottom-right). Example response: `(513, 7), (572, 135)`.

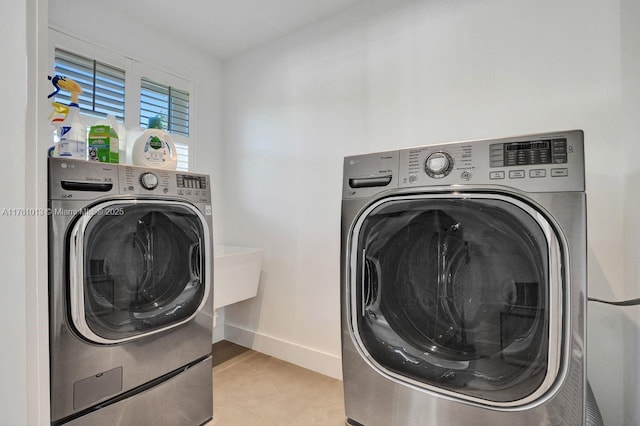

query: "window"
(53, 48), (125, 121)
(140, 78), (190, 136)
(50, 30), (194, 171)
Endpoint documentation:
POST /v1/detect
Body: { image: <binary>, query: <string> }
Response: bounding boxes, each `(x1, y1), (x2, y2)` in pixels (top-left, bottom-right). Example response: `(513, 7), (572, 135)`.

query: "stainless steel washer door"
(348, 193), (564, 407)
(69, 200), (211, 344)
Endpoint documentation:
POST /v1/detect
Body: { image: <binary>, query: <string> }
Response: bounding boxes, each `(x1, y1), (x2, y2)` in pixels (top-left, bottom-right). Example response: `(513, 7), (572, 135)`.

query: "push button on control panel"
(530, 169), (546, 178)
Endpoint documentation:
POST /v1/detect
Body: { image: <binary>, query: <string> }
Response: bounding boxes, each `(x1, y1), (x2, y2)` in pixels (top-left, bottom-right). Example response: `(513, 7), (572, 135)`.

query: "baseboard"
(224, 322), (343, 380)
(212, 308), (226, 343)
(212, 323), (225, 344)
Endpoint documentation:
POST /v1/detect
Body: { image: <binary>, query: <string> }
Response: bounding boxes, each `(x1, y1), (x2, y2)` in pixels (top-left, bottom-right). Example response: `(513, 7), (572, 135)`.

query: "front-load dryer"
(341, 131), (587, 425)
(48, 158), (213, 425)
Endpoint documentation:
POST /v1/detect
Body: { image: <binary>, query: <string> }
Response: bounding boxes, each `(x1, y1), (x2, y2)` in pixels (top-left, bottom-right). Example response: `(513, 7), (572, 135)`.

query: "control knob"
(140, 172), (159, 190)
(424, 151), (454, 178)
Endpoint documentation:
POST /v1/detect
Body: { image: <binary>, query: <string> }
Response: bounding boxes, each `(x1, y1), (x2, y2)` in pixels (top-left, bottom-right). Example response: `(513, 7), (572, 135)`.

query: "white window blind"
(53, 48), (125, 121)
(140, 78), (191, 170)
(140, 78), (190, 136)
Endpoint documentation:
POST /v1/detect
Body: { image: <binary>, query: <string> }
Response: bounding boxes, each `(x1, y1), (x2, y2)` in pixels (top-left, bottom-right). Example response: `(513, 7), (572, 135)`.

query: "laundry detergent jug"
(131, 128), (178, 170)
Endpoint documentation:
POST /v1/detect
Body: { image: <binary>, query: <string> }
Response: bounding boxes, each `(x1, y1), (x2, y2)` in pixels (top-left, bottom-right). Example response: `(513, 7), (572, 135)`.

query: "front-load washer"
(341, 130), (587, 425)
(48, 157), (213, 425)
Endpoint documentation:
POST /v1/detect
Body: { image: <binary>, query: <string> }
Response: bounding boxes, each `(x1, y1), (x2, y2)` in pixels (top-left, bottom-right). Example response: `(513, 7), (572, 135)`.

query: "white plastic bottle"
(47, 75), (87, 159)
(48, 102), (68, 157)
(58, 101), (87, 159)
(132, 117), (178, 170)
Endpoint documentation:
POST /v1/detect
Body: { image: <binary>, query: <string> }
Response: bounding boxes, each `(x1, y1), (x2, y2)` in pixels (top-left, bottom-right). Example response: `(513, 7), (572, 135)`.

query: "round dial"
(424, 151), (454, 178)
(139, 172), (159, 190)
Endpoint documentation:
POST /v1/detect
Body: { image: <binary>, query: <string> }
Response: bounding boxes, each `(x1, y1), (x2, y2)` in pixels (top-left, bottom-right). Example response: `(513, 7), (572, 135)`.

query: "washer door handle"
(69, 216), (88, 335)
(189, 240), (202, 282)
(361, 250), (379, 315)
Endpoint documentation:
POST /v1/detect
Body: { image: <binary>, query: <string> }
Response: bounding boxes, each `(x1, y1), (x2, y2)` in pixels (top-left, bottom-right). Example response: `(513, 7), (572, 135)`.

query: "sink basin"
(213, 245), (265, 309)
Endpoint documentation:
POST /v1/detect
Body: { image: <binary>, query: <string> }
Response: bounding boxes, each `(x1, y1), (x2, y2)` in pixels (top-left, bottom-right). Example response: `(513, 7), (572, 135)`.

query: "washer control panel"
(48, 157), (211, 203)
(119, 167), (210, 203)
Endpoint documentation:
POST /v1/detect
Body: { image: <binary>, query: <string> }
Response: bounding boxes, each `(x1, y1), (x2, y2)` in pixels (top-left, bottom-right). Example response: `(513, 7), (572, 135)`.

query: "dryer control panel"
(397, 130), (584, 193)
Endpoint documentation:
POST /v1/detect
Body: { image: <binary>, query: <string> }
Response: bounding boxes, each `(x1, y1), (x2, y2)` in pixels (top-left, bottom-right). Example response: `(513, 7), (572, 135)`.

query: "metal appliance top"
(343, 130), (584, 199)
(48, 157), (211, 204)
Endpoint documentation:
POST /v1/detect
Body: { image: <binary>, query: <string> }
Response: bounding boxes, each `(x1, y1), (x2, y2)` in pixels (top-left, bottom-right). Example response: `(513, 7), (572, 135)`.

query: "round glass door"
(69, 201), (210, 344)
(350, 194), (562, 405)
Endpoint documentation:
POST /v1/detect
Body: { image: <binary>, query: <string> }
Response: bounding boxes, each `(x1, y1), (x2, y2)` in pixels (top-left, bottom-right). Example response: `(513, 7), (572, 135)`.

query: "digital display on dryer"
(490, 138), (568, 167)
(506, 141), (550, 151)
(177, 175), (207, 189)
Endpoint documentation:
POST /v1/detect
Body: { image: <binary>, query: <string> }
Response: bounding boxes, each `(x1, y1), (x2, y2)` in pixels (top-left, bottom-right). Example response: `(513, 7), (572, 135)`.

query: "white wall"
(1, 0), (48, 424)
(622, 0), (640, 424)
(222, 0), (627, 422)
(0, 1), (29, 423)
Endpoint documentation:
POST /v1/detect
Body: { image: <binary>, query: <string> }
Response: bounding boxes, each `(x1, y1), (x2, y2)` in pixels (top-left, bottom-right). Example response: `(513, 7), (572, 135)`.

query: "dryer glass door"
(350, 194), (562, 405)
(69, 201), (210, 344)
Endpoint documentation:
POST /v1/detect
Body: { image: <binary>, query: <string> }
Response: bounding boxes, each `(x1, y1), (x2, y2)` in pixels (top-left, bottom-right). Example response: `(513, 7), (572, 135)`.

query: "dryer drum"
(356, 197), (551, 400)
(381, 207), (544, 360)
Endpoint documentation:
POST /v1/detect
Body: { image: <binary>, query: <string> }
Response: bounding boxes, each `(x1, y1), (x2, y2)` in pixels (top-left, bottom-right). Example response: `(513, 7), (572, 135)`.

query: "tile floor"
(206, 342), (346, 426)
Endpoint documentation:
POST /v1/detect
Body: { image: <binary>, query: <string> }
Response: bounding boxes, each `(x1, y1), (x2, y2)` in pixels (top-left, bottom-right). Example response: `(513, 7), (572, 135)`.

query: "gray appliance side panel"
(65, 356), (212, 426)
(341, 192), (586, 426)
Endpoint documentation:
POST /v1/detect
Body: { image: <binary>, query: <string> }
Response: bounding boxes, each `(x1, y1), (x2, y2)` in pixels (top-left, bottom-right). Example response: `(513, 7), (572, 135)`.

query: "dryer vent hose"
(586, 380), (604, 426)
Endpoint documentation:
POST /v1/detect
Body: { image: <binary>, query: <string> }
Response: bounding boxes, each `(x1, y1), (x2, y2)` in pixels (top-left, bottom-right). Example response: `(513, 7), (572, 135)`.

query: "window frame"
(48, 28), (195, 171)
